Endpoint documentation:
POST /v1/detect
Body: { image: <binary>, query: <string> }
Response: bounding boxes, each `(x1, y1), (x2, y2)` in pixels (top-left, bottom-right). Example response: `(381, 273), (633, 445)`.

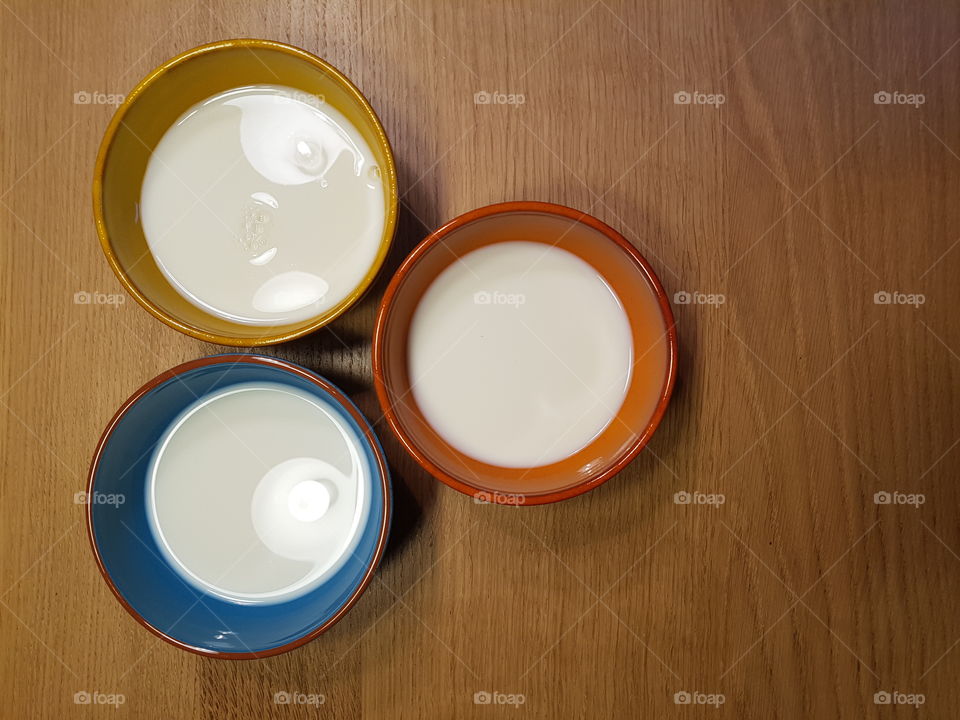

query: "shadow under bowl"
(372, 201), (678, 505)
(93, 39), (398, 346)
(86, 354), (391, 658)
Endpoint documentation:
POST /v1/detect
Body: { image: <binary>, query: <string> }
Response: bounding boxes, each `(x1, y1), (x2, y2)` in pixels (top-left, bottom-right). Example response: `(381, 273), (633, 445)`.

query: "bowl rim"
(92, 38), (399, 347)
(371, 200), (678, 505)
(85, 353), (392, 659)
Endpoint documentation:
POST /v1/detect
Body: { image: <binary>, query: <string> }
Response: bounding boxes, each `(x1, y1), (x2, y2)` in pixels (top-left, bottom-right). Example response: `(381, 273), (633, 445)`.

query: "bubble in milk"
(293, 138), (325, 174)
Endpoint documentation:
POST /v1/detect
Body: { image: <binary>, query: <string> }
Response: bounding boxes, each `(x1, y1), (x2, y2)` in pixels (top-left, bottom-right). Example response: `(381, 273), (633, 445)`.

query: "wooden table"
(2, 1), (959, 717)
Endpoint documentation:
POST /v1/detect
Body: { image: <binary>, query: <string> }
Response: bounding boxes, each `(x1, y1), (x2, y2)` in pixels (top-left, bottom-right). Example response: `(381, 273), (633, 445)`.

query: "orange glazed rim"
(371, 201), (679, 505)
(92, 38), (399, 347)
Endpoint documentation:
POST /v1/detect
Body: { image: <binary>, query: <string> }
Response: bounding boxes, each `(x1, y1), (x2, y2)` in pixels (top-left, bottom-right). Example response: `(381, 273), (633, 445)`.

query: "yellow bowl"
(93, 39), (398, 346)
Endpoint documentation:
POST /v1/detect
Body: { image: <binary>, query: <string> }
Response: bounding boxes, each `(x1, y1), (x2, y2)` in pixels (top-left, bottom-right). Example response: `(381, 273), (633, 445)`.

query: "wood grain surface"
(2, 1), (959, 717)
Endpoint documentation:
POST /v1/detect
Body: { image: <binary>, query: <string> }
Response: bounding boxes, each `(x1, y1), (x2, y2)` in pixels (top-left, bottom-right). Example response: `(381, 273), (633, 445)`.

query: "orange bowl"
(372, 201), (678, 505)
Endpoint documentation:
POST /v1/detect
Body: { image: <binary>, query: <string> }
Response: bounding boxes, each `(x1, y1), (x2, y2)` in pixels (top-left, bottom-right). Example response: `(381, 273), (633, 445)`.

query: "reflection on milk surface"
(140, 85), (386, 326)
(147, 382), (371, 603)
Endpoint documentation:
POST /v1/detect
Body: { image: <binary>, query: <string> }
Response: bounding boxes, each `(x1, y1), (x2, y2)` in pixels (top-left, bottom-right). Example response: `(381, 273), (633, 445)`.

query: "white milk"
(147, 382), (371, 603)
(408, 241), (634, 468)
(140, 85), (386, 326)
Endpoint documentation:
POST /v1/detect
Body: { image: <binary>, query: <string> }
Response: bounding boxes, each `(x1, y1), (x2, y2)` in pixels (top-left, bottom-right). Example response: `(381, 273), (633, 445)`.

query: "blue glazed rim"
(85, 353), (392, 659)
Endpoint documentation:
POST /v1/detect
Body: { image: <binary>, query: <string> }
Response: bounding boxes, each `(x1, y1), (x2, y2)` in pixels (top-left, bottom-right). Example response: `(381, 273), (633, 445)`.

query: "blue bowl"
(86, 354), (391, 658)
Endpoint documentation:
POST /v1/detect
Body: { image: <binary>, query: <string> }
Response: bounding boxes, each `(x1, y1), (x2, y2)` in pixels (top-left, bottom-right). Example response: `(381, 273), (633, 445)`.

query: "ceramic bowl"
(372, 201), (677, 505)
(93, 39), (398, 346)
(86, 354), (391, 658)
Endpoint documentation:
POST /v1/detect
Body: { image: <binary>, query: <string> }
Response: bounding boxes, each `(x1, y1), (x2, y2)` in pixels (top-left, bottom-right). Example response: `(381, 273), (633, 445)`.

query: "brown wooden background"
(2, 1), (959, 717)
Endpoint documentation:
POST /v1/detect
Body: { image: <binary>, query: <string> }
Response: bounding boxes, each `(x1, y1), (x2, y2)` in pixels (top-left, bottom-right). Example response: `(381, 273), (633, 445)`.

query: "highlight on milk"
(147, 382), (371, 603)
(140, 84), (386, 326)
(407, 241), (634, 468)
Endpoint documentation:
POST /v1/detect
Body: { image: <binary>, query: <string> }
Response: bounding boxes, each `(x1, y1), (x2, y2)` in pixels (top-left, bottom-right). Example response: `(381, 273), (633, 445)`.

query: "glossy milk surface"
(147, 381), (371, 603)
(141, 84), (385, 326)
(408, 241), (634, 468)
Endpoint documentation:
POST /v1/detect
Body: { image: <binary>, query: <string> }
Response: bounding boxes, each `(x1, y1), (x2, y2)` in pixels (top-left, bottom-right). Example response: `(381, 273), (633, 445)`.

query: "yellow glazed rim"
(92, 39), (399, 347)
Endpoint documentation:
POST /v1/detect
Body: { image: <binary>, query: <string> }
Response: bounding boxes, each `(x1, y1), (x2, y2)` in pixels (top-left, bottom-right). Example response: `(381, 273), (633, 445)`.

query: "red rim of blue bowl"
(85, 354), (392, 659)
